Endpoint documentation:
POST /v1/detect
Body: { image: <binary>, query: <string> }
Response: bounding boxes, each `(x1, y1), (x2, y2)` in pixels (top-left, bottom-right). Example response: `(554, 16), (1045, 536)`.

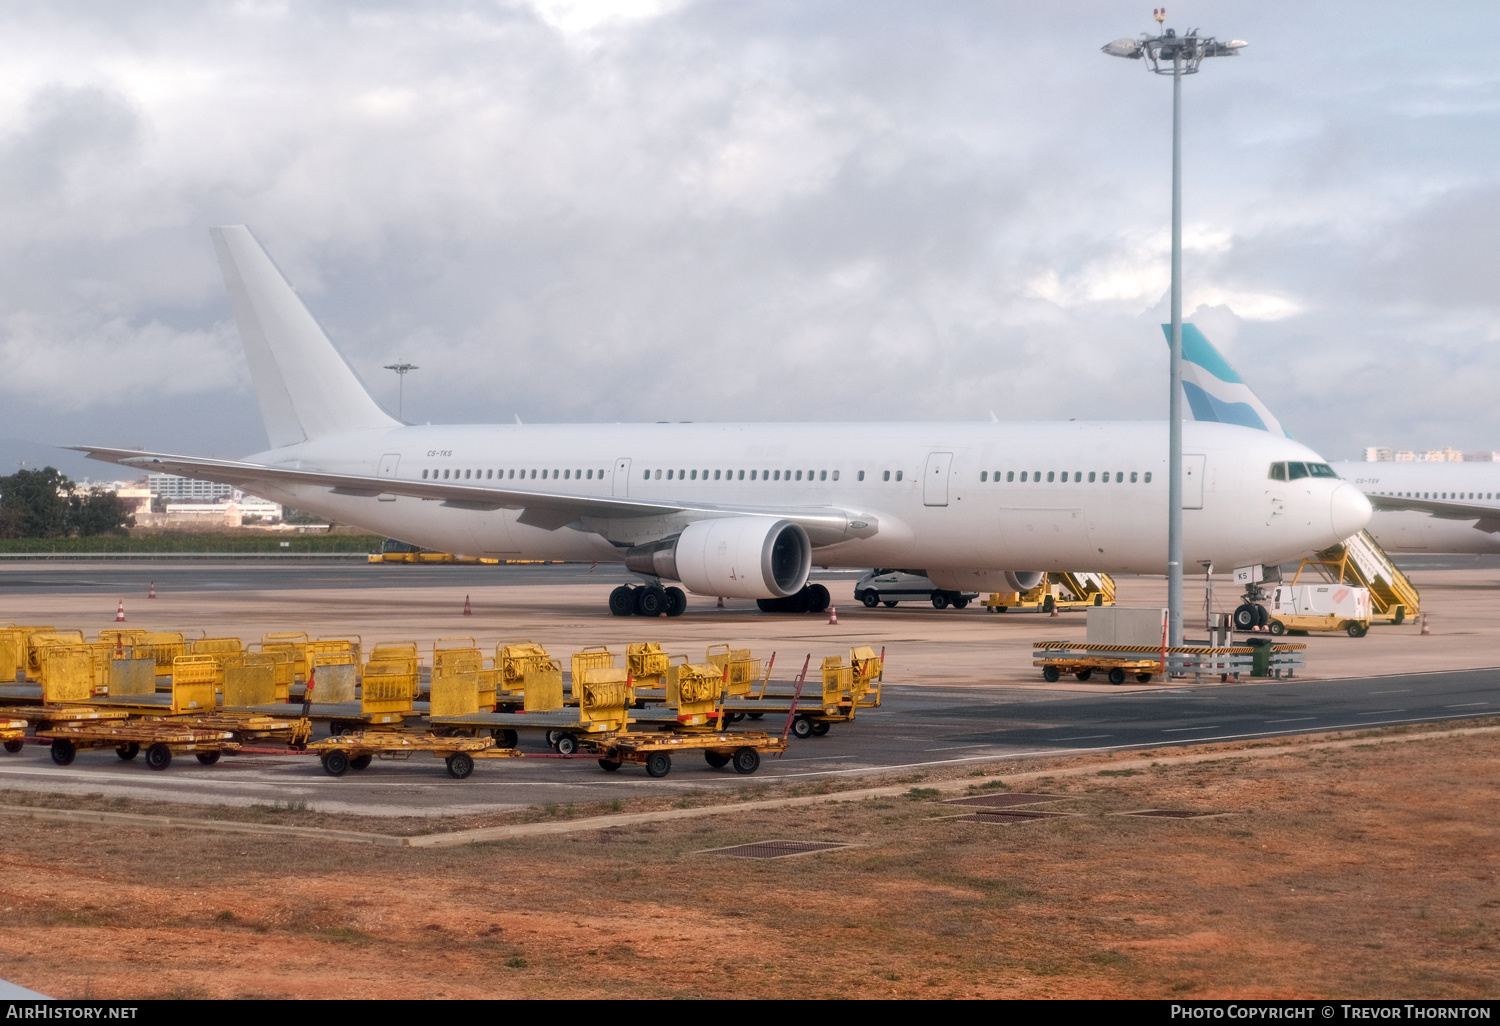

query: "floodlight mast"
(1101, 12), (1245, 651)
(383, 361), (419, 421)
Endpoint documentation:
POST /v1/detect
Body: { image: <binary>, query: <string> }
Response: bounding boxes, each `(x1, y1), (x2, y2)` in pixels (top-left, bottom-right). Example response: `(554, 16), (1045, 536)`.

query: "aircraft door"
(612, 458), (632, 498)
(1183, 454), (1206, 509)
(924, 452), (953, 507)
(378, 453), (400, 502)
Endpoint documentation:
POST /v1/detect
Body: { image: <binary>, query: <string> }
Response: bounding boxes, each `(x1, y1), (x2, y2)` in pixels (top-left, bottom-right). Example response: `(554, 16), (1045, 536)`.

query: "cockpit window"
(1270, 461), (1339, 481)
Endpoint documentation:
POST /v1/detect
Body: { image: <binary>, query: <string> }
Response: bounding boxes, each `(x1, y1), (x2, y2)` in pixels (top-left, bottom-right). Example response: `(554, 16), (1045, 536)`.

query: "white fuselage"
(245, 420), (1367, 577)
(1331, 461), (1500, 554)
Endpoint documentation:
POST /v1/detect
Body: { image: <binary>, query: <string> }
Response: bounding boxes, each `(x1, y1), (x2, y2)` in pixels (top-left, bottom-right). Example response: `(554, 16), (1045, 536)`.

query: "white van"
(853, 570), (979, 609)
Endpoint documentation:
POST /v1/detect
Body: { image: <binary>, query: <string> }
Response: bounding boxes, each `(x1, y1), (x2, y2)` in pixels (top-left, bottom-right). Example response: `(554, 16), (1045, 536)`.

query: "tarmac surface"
(2, 559), (1498, 816)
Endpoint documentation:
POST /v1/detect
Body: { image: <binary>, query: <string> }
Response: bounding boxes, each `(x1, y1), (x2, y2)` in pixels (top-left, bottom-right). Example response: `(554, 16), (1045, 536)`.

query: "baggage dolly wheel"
(446, 752), (474, 779)
(1107, 667), (1126, 686)
(747, 712), (764, 720)
(704, 751), (730, 768)
(1074, 670), (1092, 681)
(598, 758), (622, 772)
(196, 750), (221, 766)
(545, 729), (563, 747)
(145, 743), (173, 771)
(1136, 673), (1154, 683)
(491, 728), (518, 747)
(791, 716), (814, 739)
(732, 748), (760, 775)
(811, 721), (831, 737)
(1042, 665), (1061, 683)
(555, 734), (578, 756)
(349, 754), (373, 770)
(321, 750), (350, 777)
(3, 740), (21, 754)
(50, 738), (76, 766)
(645, 752), (672, 778)
(116, 742), (140, 761)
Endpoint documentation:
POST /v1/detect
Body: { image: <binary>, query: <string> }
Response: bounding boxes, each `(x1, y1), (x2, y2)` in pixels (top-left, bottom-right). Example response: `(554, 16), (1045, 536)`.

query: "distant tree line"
(0, 467), (135, 538)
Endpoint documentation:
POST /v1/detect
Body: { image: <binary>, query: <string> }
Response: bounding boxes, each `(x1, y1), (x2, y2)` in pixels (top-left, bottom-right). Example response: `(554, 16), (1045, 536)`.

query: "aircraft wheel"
(1256, 604), (1270, 627)
(636, 585), (667, 617)
(663, 587), (687, 617)
(1232, 603), (1260, 630)
(806, 584), (830, 613)
(860, 591), (879, 608)
(756, 598), (781, 612)
(608, 585), (636, 617)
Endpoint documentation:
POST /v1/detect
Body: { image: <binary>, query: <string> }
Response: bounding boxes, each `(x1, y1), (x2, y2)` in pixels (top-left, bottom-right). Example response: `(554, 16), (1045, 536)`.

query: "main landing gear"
(609, 584), (687, 617)
(756, 583), (830, 614)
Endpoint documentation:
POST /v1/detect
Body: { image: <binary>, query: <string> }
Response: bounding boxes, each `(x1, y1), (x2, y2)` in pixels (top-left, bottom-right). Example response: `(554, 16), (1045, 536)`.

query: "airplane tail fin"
(211, 226), (399, 449)
(1163, 322), (1290, 437)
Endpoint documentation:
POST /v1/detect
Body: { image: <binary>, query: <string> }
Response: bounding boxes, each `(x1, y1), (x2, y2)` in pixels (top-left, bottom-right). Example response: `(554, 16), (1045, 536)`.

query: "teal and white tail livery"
(1164, 323), (1288, 437)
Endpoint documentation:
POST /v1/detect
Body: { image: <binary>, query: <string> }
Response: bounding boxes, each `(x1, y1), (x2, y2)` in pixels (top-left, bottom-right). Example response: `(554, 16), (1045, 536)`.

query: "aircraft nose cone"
(1330, 483), (1372, 540)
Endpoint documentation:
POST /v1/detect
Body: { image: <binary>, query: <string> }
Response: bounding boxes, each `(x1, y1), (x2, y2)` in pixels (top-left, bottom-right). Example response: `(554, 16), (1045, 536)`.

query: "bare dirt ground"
(2, 722), (1496, 999)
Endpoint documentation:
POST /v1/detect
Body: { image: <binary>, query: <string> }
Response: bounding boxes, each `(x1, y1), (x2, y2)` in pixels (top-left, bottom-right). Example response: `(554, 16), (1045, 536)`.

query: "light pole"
(1102, 12), (1245, 648)
(383, 361), (418, 421)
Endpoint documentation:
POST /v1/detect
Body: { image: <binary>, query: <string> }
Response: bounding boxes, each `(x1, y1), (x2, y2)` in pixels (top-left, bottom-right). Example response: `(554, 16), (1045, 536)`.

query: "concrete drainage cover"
(700, 840), (854, 859)
(957, 810), (1075, 825)
(944, 793), (1064, 809)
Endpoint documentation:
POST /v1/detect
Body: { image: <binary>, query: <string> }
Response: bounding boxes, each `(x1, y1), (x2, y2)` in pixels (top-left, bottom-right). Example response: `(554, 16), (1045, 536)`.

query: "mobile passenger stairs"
(1293, 529), (1421, 627)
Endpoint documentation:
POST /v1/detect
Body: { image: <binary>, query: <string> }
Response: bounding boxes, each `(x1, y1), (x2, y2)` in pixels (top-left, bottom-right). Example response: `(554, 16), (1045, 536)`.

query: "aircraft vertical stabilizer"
(211, 225), (399, 448)
(1163, 323), (1289, 437)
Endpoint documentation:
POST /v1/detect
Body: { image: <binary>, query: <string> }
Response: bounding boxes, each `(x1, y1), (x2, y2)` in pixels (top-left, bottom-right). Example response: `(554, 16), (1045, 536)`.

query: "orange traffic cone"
(716, 596), (725, 608)
(115, 600), (126, 622)
(1048, 599), (1060, 618)
(828, 605), (839, 625)
(147, 581), (156, 599)
(1420, 615), (1430, 636)
(462, 595), (473, 616)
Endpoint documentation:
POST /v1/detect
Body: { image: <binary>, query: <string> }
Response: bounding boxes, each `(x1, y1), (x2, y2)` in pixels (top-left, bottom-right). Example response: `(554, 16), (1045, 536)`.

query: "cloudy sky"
(1, 0), (1498, 480)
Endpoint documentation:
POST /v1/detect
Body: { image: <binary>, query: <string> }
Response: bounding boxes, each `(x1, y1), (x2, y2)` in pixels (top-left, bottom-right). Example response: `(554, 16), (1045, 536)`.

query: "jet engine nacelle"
(625, 517), (812, 600)
(927, 569), (1045, 593)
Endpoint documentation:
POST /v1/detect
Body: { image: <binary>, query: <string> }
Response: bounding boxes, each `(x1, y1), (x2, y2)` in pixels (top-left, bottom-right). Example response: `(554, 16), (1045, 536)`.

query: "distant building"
(1363, 447), (1393, 462)
(147, 473), (233, 501)
(1420, 448), (1465, 463)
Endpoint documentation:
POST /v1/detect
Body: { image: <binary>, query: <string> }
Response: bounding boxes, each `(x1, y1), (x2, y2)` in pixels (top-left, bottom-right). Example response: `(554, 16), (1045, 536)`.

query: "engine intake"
(624, 517), (811, 600)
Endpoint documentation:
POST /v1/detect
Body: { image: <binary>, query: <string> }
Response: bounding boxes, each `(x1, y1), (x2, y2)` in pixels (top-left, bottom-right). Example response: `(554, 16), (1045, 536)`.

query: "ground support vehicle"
(159, 712), (312, 748)
(1, 718), (24, 754)
(37, 721), (240, 770)
(581, 730), (787, 778)
(306, 730), (519, 779)
(1264, 583), (1373, 638)
(1033, 641), (1307, 683)
(984, 572), (1117, 613)
(721, 655), (848, 738)
(854, 570), (976, 609)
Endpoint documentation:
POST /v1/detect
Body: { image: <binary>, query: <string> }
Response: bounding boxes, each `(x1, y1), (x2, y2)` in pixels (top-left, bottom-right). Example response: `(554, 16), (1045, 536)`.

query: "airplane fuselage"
(246, 419), (1368, 578)
(1331, 461), (1500, 554)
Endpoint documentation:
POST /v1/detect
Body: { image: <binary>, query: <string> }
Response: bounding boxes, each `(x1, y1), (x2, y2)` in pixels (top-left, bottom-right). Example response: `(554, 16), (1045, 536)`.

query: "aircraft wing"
(1368, 493), (1500, 531)
(70, 445), (875, 544)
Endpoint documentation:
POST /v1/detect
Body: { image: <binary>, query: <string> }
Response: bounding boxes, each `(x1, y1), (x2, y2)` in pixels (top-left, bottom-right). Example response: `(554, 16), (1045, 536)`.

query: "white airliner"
(1172, 322), (1500, 555)
(74, 227), (1371, 616)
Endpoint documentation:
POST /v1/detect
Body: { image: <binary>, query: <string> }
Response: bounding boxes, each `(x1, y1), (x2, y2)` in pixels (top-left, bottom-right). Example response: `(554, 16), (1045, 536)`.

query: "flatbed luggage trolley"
(307, 730), (521, 779)
(585, 730), (787, 779)
(1032, 642), (1162, 685)
(38, 721), (241, 770)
